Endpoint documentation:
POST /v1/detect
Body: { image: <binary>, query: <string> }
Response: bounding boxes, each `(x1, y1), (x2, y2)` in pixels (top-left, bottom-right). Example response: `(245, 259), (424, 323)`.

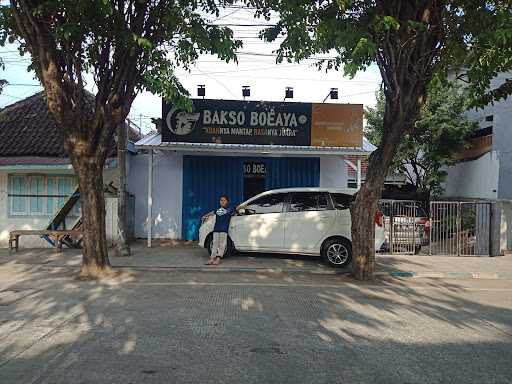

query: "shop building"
(131, 99), (374, 244)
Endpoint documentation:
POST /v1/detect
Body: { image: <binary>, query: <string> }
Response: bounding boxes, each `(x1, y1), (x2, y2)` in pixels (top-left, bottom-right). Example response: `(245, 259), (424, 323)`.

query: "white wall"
(0, 167), (119, 248)
(443, 151), (499, 199)
(128, 151), (183, 240)
(128, 152), (349, 241)
(320, 156), (349, 188)
(445, 72), (512, 200)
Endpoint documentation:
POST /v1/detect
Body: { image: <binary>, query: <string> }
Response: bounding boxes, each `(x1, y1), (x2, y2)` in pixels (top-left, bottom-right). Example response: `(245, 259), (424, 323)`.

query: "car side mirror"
(237, 208), (246, 215)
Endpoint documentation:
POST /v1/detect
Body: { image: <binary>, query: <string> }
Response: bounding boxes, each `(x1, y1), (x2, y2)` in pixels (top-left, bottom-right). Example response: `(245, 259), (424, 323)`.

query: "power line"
(5, 83), (41, 87)
(178, 70), (380, 84)
(235, 51), (338, 60)
(180, 62), (313, 75)
(210, 23), (277, 27)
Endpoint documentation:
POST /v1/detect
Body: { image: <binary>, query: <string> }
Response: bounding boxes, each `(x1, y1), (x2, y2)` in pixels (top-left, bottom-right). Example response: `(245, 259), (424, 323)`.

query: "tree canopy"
(248, 0), (512, 280)
(250, 0), (512, 103)
(365, 81), (478, 198)
(0, 1), (241, 110)
(0, 0), (241, 277)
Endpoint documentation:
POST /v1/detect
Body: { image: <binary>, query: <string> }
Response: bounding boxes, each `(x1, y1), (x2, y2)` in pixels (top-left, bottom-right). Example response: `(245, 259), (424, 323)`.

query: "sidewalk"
(1, 240), (512, 279)
(375, 254), (512, 279)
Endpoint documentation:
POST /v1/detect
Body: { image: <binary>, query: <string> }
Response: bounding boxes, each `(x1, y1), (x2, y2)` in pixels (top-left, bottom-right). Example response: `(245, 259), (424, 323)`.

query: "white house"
(0, 92), (140, 248)
(444, 73), (511, 200)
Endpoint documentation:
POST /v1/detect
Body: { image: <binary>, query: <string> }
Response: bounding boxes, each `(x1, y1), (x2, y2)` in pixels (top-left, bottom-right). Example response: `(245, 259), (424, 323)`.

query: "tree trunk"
(351, 124), (404, 280)
(116, 122), (131, 257)
(350, 0), (443, 280)
(76, 158), (112, 278)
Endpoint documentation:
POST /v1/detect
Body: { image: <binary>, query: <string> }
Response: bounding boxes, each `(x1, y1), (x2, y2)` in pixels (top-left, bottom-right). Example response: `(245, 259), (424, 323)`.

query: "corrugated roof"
(135, 132), (374, 156)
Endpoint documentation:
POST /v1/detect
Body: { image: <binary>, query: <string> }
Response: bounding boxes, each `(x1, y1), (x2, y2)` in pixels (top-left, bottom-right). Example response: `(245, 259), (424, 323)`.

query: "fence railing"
(379, 199), (497, 256)
(429, 201), (492, 256)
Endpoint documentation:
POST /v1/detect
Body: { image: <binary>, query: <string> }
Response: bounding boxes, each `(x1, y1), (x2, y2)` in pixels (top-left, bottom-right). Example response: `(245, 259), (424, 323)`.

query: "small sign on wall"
(243, 161), (266, 177)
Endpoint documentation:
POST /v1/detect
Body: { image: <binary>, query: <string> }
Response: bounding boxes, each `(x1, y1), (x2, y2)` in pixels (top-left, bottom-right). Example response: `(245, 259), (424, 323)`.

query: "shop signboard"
(310, 103), (363, 148)
(162, 98), (362, 147)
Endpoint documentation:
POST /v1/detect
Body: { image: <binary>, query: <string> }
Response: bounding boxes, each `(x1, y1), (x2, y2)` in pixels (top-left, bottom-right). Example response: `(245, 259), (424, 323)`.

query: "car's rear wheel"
(322, 238), (352, 268)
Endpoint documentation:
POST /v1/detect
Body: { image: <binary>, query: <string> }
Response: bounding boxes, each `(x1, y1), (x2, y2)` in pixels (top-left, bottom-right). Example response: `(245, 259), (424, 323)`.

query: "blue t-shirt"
(213, 206), (233, 233)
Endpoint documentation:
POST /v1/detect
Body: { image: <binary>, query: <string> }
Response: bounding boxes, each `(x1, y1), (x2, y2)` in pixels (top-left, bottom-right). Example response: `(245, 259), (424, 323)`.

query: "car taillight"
(375, 210), (384, 227)
(419, 217), (431, 228)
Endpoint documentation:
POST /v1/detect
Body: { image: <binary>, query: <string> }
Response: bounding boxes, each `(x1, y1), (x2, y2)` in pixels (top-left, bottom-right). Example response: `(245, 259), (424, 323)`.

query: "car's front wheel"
(321, 238), (352, 268)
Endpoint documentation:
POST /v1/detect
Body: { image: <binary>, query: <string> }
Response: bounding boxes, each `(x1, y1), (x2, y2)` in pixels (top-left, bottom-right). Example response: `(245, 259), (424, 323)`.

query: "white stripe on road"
(121, 281), (512, 290)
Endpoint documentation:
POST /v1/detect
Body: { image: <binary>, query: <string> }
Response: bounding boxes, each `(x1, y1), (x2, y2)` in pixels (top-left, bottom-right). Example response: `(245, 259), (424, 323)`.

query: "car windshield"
(244, 193), (286, 214)
(330, 193), (354, 210)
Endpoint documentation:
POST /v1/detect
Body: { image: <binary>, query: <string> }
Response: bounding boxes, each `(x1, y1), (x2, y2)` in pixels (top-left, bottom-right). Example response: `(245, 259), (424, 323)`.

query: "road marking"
(121, 281), (512, 291)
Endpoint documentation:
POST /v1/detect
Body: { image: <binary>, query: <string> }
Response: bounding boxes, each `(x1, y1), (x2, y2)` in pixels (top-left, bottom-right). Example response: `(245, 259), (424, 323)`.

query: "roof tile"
(0, 91), (141, 158)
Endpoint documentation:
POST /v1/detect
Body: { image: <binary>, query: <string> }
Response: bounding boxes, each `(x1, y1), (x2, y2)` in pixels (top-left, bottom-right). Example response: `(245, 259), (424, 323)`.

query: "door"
(229, 193), (287, 251)
(243, 161), (267, 201)
(284, 192), (335, 253)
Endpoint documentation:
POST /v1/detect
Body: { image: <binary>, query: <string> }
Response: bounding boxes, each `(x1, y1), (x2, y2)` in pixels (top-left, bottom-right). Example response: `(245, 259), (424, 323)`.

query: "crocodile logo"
(166, 107), (200, 136)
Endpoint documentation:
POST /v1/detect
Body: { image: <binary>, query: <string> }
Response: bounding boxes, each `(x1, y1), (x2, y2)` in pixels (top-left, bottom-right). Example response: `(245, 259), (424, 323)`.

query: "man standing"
(204, 195), (233, 265)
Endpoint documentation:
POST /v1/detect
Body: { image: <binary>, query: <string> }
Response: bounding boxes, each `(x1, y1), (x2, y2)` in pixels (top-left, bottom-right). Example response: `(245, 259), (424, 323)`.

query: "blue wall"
(182, 155), (320, 240)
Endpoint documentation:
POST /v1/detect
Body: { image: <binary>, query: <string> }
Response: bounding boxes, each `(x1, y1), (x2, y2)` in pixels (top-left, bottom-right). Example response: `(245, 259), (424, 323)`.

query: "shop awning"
(135, 132), (375, 156)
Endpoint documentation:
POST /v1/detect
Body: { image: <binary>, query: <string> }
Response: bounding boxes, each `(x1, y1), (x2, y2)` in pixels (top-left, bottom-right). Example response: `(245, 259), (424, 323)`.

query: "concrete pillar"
(147, 150), (153, 248)
(356, 158), (362, 190)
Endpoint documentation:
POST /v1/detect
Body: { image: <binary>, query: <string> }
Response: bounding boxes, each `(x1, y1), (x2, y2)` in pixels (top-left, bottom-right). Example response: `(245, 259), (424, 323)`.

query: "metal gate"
(379, 200), (428, 255)
(429, 201), (492, 256)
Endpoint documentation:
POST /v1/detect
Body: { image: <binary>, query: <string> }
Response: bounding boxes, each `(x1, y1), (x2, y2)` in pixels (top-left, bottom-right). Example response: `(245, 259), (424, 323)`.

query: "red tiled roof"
(0, 91), (141, 159)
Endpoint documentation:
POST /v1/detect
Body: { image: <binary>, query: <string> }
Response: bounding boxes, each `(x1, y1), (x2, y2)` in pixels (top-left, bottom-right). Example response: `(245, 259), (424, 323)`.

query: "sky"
(0, 6), (382, 134)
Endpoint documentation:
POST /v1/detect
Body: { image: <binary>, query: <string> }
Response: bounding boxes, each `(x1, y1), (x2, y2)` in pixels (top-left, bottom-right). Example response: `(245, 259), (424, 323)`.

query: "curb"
(106, 265), (352, 275)
(38, 264), (350, 275)
(377, 271), (503, 279)
(37, 263), (510, 279)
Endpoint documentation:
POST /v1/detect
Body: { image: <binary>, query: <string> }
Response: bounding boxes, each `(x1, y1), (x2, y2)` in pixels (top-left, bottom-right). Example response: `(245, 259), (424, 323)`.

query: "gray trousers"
(211, 232), (228, 258)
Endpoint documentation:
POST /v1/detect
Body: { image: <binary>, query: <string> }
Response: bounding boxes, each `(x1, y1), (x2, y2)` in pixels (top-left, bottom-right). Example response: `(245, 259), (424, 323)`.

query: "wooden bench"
(9, 230), (82, 252)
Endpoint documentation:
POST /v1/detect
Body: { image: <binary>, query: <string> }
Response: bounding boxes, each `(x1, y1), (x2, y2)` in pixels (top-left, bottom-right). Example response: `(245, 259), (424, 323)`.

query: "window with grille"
(7, 174), (80, 217)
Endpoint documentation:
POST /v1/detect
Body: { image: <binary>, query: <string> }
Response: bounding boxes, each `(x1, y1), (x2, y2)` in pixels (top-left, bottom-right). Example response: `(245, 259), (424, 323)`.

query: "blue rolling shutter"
(182, 156), (243, 240)
(182, 155), (320, 241)
(265, 157), (319, 189)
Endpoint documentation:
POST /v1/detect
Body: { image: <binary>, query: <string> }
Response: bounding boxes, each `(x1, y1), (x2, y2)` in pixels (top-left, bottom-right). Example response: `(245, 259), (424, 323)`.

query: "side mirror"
(237, 208), (246, 215)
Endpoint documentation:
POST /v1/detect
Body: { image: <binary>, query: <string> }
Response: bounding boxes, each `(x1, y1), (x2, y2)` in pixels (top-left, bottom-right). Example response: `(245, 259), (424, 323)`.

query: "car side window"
(289, 192), (329, 212)
(244, 193), (286, 215)
(330, 193), (353, 210)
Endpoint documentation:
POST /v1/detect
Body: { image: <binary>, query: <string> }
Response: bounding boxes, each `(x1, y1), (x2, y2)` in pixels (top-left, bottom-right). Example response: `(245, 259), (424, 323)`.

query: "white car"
(199, 188), (386, 268)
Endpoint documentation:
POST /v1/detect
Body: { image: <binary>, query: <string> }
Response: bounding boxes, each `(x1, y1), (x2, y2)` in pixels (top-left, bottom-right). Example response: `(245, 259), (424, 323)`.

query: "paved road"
(1, 264), (512, 383)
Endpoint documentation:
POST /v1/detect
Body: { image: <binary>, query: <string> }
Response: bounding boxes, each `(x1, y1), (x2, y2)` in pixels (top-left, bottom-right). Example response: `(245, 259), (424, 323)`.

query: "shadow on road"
(0, 258), (511, 383)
